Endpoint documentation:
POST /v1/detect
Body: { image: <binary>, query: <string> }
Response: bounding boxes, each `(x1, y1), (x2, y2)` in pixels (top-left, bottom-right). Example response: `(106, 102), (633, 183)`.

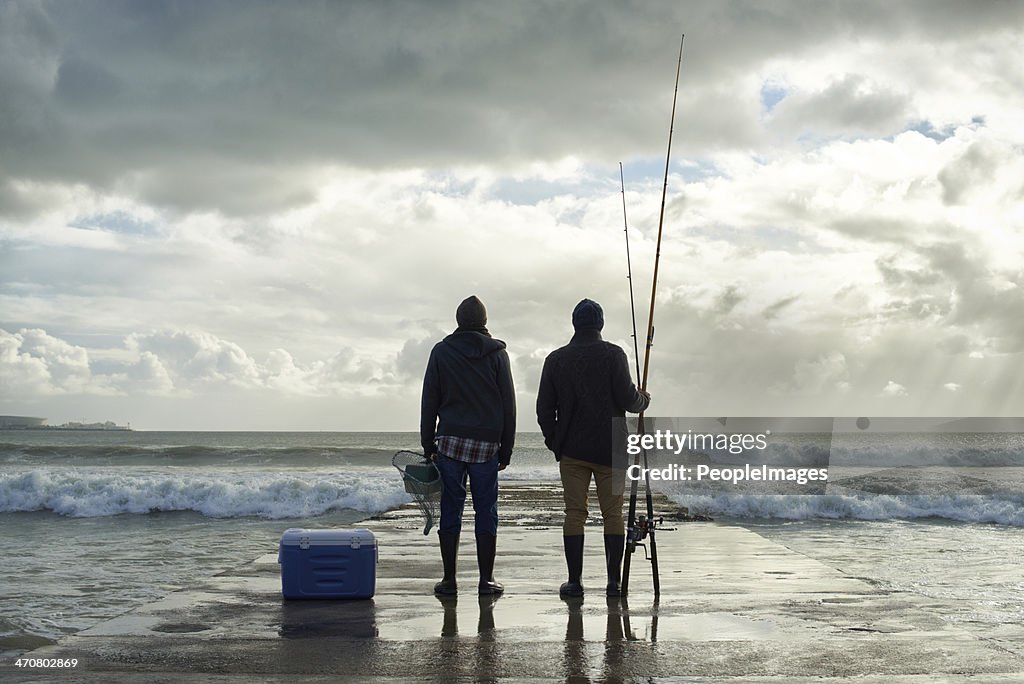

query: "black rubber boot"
(434, 532), (459, 595)
(604, 534), (625, 597)
(476, 533), (504, 595)
(559, 534), (585, 597)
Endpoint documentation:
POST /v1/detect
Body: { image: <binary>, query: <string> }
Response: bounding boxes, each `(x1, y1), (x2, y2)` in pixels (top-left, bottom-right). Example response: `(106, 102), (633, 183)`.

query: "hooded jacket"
(536, 328), (649, 466)
(420, 331), (516, 464)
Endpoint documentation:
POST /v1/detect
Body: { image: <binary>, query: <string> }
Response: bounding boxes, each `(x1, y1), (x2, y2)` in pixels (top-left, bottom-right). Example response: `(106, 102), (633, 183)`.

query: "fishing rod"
(622, 33), (685, 600)
(620, 162), (642, 382)
(619, 162), (658, 598)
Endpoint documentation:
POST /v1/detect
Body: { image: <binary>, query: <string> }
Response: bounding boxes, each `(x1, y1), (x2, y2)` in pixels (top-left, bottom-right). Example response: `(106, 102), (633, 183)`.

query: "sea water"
(1, 430), (1022, 656)
(0, 430), (554, 655)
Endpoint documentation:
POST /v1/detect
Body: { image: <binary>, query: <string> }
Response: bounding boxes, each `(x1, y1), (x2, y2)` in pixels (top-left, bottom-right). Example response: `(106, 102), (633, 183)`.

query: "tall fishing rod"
(643, 32), (684, 392)
(619, 162), (656, 598)
(622, 33), (685, 600)
(619, 162), (642, 382)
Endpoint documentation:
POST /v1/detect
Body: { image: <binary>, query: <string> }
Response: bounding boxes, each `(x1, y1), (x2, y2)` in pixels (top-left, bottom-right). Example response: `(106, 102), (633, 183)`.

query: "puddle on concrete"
(369, 597), (817, 642)
(151, 622), (211, 633)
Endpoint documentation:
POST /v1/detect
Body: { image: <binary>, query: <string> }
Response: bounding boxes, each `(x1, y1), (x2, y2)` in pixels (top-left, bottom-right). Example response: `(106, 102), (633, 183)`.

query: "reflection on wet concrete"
(437, 596), (458, 638)
(602, 597), (627, 681)
(614, 597), (660, 642)
(278, 599), (378, 639)
(434, 594), (500, 640)
(561, 596), (587, 679)
(477, 595), (498, 641)
(560, 596), (663, 680)
(432, 594), (503, 680)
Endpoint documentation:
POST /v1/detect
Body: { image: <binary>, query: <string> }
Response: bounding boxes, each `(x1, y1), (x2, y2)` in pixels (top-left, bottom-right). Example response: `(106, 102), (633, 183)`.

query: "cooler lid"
(280, 527), (376, 548)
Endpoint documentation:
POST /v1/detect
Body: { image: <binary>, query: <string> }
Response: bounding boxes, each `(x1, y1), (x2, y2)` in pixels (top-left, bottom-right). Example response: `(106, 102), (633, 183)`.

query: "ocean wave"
(669, 491), (1024, 527)
(828, 444), (1024, 467)
(688, 442), (1024, 468)
(0, 443), (400, 467)
(0, 468), (411, 519)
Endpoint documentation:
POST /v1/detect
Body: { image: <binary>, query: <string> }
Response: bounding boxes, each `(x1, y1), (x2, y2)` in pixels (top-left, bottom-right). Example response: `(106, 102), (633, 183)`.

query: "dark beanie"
(456, 295), (487, 328)
(572, 298), (604, 331)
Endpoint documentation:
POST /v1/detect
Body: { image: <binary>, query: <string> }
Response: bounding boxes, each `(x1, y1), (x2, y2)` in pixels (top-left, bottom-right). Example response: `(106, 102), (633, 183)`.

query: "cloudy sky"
(2, 0), (1022, 430)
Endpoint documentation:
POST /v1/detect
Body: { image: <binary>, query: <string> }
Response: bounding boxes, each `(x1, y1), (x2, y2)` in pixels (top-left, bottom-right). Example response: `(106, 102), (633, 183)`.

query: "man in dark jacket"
(536, 298), (649, 597)
(421, 295), (516, 596)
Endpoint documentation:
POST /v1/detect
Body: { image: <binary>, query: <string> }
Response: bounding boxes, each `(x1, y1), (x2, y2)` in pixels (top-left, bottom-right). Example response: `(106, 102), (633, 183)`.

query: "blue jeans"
(436, 454), (499, 536)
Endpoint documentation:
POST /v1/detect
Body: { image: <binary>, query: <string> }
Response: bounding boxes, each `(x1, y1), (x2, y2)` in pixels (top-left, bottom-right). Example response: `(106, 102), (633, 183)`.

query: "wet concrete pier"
(6, 482), (1023, 682)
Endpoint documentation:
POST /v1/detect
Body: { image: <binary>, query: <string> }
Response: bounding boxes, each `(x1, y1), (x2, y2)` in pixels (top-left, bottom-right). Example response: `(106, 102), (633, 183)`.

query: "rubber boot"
(559, 534), (585, 597)
(604, 534), (625, 597)
(476, 533), (504, 595)
(433, 532), (459, 595)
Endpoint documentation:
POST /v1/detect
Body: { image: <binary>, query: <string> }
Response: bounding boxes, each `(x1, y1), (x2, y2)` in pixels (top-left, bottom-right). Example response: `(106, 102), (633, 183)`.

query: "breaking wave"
(669, 491), (1024, 527)
(0, 442), (399, 467)
(661, 463), (1024, 526)
(682, 441), (1024, 468)
(0, 467), (411, 519)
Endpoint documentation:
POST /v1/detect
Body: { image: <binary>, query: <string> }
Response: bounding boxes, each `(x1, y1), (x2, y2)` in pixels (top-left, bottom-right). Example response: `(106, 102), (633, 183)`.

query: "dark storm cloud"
(761, 294), (800, 320)
(395, 331), (444, 381)
(875, 254), (945, 287)
(938, 139), (1001, 205)
(713, 285), (745, 315)
(828, 218), (917, 246)
(875, 242), (1024, 353)
(0, 1), (64, 170)
(4, 0), (1024, 216)
(767, 75), (911, 138)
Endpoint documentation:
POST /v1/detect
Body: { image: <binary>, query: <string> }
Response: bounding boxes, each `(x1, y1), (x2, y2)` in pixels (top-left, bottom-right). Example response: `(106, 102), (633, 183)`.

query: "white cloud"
(789, 352), (851, 395)
(263, 349), (316, 395)
(129, 330), (262, 387)
(0, 328), (110, 396)
(0, 329), (53, 395)
(881, 380), (908, 397)
(2, 2), (1023, 427)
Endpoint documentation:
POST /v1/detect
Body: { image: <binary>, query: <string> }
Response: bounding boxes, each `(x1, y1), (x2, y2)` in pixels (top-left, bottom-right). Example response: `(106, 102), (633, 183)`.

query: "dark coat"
(420, 331), (516, 464)
(536, 329), (649, 466)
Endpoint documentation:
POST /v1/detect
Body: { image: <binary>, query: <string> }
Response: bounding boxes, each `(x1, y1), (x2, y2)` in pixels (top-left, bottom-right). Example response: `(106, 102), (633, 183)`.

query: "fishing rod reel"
(626, 514), (664, 560)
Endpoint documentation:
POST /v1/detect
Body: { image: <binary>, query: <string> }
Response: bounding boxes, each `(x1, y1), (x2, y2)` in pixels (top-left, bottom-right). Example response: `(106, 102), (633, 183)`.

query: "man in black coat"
(421, 295), (516, 596)
(536, 298), (650, 597)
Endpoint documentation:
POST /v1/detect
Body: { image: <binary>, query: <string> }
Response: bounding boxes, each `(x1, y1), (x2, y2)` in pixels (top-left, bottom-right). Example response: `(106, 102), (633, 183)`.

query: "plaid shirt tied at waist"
(435, 435), (500, 464)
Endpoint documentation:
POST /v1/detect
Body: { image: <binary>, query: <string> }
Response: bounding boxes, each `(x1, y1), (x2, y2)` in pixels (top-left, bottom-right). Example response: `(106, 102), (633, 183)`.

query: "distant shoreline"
(3, 426), (132, 432)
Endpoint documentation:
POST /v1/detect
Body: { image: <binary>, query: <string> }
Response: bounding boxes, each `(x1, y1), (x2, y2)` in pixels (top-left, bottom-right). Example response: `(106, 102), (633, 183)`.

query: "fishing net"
(392, 450), (443, 535)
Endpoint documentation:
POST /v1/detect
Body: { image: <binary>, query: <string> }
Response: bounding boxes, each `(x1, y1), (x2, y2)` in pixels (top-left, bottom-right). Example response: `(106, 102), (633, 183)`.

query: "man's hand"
(498, 461), (508, 471)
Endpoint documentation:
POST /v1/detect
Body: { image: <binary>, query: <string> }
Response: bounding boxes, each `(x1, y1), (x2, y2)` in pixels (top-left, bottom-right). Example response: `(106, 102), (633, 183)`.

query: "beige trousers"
(559, 456), (626, 536)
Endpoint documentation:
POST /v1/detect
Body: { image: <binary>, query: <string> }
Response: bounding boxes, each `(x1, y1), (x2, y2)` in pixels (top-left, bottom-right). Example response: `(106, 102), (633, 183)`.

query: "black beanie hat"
(456, 295), (487, 328)
(572, 298), (604, 331)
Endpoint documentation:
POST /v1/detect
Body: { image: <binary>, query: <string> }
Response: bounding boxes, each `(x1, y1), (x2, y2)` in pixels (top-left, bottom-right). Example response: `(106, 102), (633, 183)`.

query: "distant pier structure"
(0, 415), (131, 430)
(0, 415), (47, 429)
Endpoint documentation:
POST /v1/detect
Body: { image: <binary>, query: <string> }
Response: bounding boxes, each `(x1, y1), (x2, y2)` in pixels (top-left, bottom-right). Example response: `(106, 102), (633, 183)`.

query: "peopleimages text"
(626, 463), (829, 485)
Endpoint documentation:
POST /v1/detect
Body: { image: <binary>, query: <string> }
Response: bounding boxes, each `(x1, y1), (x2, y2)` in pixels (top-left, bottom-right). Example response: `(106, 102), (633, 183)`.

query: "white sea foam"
(499, 465), (560, 481)
(669, 492), (1024, 527)
(0, 467), (411, 519)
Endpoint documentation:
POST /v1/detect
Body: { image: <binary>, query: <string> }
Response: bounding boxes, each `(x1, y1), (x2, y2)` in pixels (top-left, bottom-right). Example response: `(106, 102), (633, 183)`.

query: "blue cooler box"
(278, 528), (377, 599)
